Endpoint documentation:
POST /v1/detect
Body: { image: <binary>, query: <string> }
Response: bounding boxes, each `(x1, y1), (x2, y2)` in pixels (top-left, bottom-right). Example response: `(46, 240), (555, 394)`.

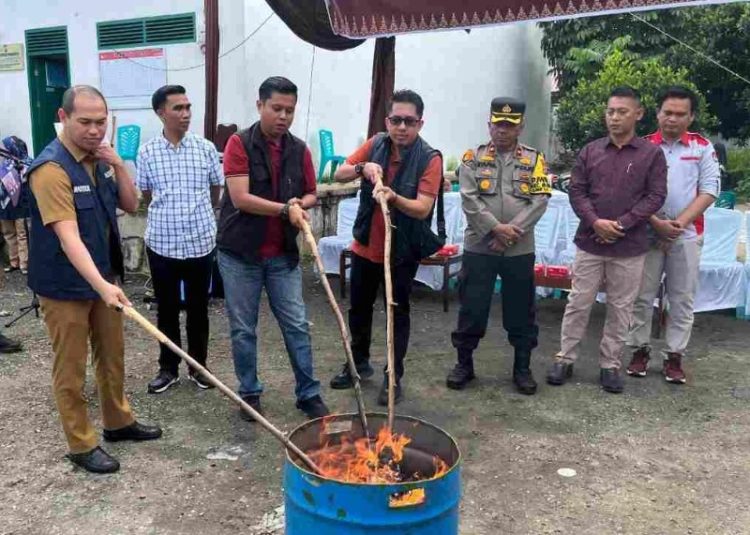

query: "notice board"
(0, 44), (24, 71)
(99, 48), (166, 109)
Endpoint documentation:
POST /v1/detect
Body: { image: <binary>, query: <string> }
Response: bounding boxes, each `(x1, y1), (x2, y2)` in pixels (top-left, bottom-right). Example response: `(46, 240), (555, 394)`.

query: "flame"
(306, 424), (450, 484)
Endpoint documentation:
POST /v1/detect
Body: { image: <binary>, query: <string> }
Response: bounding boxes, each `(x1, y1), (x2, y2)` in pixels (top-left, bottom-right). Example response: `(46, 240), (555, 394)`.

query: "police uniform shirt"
(459, 142), (550, 257)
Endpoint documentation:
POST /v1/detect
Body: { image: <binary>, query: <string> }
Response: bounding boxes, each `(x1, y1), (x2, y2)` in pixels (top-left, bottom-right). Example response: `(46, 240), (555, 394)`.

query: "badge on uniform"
(462, 149), (475, 163)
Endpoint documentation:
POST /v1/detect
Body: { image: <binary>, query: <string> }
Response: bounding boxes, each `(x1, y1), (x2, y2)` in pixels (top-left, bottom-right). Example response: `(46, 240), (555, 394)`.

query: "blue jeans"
(217, 251), (320, 401)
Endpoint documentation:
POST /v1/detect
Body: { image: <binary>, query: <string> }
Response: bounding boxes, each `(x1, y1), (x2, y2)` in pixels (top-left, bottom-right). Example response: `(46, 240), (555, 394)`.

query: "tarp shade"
(324, 0), (741, 38)
(265, 0), (364, 50)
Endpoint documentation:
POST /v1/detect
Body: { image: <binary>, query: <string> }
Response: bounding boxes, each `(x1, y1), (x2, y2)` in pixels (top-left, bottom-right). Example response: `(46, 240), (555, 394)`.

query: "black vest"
(216, 122), (306, 264)
(352, 133), (445, 263)
(26, 138), (123, 300)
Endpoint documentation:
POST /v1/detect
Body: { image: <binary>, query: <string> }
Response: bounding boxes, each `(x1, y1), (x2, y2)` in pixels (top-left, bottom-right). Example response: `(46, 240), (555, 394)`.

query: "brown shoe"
(626, 346), (651, 377)
(663, 353), (686, 384)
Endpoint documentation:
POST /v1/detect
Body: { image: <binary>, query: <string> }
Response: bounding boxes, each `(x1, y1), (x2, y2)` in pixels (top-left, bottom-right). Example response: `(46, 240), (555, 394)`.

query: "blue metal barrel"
(284, 413), (461, 534)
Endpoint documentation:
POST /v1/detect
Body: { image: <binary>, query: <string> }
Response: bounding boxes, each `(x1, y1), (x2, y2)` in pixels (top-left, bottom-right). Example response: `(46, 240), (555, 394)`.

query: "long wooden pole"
(300, 219), (371, 440)
(374, 177), (396, 431)
(118, 305), (323, 476)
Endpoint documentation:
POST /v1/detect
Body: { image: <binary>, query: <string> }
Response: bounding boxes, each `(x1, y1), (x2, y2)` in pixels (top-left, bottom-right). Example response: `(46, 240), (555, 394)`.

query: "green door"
(25, 27), (70, 156)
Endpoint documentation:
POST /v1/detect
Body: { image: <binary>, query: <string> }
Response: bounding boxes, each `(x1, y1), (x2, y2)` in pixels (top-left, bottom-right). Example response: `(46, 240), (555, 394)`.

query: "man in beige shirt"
(447, 98), (550, 394)
(27, 85), (161, 474)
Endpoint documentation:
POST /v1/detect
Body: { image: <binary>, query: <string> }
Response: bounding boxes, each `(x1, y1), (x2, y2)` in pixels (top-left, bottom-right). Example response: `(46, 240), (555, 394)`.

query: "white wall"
(0, 0), (551, 163)
(0, 0), (206, 154)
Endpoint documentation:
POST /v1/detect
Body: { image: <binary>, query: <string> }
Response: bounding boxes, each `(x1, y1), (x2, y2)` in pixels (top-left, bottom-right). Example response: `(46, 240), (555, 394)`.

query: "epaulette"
(461, 148), (475, 163)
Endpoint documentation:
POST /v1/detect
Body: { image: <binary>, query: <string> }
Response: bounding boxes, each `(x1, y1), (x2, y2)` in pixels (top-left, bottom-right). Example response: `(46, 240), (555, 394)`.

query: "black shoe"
(377, 376), (403, 406)
(446, 363), (475, 390)
(239, 395), (263, 422)
(600, 368), (624, 394)
(329, 362), (375, 390)
(513, 370), (538, 395)
(188, 369), (214, 390)
(296, 395), (330, 419)
(546, 360), (574, 386)
(67, 446), (120, 474)
(103, 421), (163, 442)
(147, 370), (179, 394)
(0, 333), (22, 354)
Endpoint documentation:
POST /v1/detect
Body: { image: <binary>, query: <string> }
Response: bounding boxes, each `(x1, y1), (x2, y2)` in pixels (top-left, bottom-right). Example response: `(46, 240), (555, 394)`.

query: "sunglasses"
(387, 115), (420, 127)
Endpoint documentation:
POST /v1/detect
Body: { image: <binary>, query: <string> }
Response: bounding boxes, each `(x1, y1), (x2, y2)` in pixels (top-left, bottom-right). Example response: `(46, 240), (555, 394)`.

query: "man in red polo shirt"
(216, 76), (329, 421)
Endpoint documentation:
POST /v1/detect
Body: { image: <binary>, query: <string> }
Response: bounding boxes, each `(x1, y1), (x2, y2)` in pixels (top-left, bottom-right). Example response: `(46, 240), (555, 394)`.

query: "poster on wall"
(0, 44), (24, 71)
(99, 48), (167, 109)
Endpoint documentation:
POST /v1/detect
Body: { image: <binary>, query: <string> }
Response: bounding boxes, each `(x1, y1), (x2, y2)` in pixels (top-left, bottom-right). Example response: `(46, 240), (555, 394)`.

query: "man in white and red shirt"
(626, 86), (720, 383)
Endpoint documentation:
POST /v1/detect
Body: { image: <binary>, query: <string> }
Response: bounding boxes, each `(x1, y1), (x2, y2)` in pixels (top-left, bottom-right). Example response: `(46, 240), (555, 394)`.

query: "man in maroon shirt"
(547, 86), (667, 394)
(216, 77), (329, 420)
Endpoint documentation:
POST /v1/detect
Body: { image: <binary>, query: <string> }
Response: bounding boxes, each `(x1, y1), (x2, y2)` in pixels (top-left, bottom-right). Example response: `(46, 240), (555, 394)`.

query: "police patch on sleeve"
(529, 154), (552, 195)
(462, 149), (475, 163)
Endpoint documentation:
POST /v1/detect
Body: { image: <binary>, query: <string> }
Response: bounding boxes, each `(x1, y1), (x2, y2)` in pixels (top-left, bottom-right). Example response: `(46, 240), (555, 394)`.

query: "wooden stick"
(118, 305), (323, 476)
(300, 219), (371, 440)
(374, 176), (396, 431)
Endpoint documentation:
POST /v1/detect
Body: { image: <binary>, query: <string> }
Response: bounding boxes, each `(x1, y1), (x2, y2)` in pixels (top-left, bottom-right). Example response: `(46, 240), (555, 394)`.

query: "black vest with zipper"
(352, 133), (445, 263)
(216, 122), (306, 265)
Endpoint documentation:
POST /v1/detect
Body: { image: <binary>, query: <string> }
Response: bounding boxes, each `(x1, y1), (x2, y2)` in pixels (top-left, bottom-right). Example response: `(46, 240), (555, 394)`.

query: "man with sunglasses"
(446, 97), (551, 394)
(329, 89), (444, 405)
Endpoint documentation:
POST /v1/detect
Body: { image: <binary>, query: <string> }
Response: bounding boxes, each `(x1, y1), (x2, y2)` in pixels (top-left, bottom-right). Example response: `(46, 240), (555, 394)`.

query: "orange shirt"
(347, 136), (443, 263)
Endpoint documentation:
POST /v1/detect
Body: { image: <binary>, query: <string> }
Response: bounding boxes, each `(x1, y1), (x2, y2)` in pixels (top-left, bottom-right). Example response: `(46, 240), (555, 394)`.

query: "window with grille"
(97, 13), (196, 49)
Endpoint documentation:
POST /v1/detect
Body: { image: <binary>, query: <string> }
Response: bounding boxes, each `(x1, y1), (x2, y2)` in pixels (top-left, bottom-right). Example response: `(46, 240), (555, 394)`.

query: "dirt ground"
(1, 265), (749, 535)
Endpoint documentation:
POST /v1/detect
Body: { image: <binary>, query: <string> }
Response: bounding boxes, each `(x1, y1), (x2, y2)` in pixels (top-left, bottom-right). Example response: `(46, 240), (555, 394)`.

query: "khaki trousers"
(627, 240), (701, 356)
(1, 219), (28, 270)
(40, 296), (135, 453)
(558, 249), (647, 369)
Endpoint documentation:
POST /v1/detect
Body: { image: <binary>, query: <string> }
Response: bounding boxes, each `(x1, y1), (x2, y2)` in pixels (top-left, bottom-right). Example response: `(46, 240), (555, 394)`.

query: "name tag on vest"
(73, 185), (92, 193)
(104, 168), (115, 178)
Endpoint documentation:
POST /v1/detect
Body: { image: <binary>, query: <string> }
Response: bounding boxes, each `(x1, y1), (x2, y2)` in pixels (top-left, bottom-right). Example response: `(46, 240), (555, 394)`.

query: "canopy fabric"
(367, 37), (396, 139)
(324, 0), (740, 38)
(265, 0), (364, 51)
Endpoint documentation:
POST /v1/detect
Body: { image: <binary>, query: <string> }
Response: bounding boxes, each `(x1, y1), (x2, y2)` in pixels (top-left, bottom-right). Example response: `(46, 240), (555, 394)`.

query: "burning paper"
(306, 424), (449, 484)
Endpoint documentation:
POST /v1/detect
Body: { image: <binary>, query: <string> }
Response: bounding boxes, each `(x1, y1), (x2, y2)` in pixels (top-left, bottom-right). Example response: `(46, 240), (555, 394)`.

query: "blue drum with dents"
(284, 413), (461, 534)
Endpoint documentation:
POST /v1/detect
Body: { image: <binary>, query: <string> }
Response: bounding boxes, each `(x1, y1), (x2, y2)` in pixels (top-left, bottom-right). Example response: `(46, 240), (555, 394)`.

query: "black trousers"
(451, 251), (538, 364)
(147, 247), (212, 374)
(348, 253), (419, 380)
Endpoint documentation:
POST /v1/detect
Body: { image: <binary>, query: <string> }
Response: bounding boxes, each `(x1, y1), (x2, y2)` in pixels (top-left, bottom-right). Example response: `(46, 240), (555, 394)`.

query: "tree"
(556, 48), (716, 151)
(540, 4), (750, 141)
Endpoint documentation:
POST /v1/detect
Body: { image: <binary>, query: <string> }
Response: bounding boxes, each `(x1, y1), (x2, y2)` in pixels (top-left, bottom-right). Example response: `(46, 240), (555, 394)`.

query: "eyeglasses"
(387, 115), (420, 127)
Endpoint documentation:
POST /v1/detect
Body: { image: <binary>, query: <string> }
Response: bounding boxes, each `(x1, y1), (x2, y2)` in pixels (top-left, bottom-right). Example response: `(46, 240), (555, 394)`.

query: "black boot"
(329, 361), (375, 389)
(512, 349), (537, 395)
(446, 350), (475, 390)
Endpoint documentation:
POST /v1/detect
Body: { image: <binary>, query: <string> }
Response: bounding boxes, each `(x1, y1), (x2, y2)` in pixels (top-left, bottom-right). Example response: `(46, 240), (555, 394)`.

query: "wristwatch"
(354, 162), (366, 177)
(280, 201), (292, 221)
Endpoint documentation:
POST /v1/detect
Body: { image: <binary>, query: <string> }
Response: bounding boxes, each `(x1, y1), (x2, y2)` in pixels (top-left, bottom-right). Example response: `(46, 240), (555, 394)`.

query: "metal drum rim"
(285, 411), (462, 486)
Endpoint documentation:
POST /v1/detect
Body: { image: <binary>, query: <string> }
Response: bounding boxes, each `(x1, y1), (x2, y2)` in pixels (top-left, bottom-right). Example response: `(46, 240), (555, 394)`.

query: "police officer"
(446, 97), (551, 395)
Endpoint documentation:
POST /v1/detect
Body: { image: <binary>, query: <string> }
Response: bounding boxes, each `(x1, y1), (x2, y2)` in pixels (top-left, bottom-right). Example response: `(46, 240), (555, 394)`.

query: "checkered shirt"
(136, 132), (224, 259)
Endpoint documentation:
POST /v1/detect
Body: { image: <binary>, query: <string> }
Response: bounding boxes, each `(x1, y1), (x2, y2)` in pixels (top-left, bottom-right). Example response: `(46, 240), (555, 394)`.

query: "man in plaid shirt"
(137, 85), (224, 393)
